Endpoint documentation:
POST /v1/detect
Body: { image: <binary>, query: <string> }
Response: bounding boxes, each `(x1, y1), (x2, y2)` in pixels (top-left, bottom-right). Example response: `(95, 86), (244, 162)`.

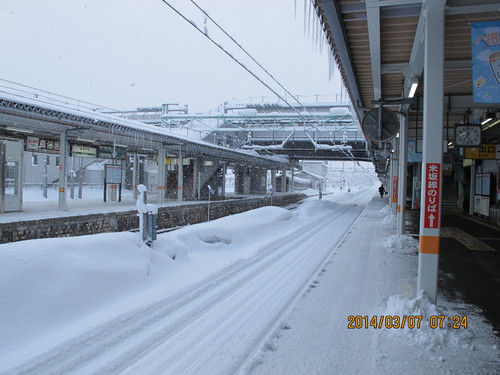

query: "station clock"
(454, 124), (482, 147)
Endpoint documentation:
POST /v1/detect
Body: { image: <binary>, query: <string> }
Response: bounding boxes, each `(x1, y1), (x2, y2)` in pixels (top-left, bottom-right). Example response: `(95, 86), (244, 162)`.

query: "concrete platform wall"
(0, 194), (306, 244)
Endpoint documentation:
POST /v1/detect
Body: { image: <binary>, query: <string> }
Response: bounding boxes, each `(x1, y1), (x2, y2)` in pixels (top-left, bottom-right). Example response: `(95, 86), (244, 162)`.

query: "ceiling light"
(408, 80), (418, 98)
(5, 127), (33, 134)
(483, 118), (500, 131)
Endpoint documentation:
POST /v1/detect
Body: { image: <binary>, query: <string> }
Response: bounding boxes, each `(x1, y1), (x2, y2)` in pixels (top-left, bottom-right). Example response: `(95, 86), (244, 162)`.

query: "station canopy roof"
(314, 0), (500, 175)
(0, 86), (290, 169)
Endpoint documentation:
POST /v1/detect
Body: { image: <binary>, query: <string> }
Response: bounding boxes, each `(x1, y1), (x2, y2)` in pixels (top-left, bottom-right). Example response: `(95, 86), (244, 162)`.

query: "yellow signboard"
(464, 144), (500, 159)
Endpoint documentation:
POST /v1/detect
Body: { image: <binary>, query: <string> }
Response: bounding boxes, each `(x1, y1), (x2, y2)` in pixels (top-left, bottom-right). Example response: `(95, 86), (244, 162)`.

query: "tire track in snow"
(4, 198), (367, 375)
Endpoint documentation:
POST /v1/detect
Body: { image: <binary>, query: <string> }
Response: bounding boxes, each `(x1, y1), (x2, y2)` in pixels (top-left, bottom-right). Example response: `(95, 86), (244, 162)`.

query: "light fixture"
(408, 79), (418, 98)
(77, 138), (96, 143)
(5, 126), (33, 134)
(481, 117), (493, 125)
(483, 118), (500, 131)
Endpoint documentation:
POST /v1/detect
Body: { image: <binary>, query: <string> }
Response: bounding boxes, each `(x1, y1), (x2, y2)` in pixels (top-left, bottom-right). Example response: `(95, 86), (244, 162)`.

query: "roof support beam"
(402, 2), (426, 98)
(366, 0), (382, 101)
(445, 3), (500, 15)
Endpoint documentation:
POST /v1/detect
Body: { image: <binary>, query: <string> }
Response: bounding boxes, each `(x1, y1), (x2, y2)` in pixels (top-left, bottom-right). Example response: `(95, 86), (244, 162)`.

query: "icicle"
(303, 0), (307, 35)
(203, 16), (208, 36)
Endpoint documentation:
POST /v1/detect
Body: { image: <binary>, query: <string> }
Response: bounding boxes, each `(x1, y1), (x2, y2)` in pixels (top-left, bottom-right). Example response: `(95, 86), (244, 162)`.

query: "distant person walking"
(378, 184), (386, 198)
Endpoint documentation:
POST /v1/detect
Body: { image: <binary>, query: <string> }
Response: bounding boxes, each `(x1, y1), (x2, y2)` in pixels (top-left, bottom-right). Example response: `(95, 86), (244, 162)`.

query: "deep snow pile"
(0, 196), (338, 369)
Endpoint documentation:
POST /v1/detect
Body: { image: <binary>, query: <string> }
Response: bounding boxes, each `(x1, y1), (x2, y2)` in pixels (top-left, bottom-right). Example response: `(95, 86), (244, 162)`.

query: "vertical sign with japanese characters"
(392, 176), (398, 203)
(423, 163), (441, 229)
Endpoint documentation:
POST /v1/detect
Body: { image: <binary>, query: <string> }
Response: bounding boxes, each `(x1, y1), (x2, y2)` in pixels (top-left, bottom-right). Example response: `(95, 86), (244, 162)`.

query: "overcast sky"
(1, 0), (344, 113)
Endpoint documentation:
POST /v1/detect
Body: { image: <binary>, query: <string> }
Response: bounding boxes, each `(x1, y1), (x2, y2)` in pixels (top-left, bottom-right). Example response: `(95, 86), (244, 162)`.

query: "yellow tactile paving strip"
(441, 227), (496, 252)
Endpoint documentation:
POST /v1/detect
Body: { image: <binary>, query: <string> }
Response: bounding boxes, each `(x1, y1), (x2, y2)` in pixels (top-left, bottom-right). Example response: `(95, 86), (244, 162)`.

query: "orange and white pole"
(418, 0), (445, 304)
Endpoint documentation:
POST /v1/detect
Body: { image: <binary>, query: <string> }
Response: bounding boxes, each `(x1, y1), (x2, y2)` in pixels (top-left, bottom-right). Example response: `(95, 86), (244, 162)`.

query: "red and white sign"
(423, 163), (441, 229)
(392, 176), (398, 203)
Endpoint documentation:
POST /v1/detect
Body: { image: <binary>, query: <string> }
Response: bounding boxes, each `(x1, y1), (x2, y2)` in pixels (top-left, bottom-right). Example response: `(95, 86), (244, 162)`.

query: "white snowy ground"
(0, 188), (498, 374)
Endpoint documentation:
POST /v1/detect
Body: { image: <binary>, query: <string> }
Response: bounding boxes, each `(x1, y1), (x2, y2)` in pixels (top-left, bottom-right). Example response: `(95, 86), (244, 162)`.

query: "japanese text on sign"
(392, 176), (398, 203)
(26, 136), (60, 154)
(423, 163), (441, 229)
(464, 144), (500, 159)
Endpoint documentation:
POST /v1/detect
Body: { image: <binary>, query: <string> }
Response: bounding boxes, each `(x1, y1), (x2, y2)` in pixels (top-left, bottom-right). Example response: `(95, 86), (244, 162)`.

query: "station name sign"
(25, 136), (60, 154)
(71, 144), (97, 158)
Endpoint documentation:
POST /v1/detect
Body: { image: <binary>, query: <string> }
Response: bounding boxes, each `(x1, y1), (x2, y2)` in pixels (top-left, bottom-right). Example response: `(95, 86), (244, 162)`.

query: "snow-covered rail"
(5, 198), (367, 375)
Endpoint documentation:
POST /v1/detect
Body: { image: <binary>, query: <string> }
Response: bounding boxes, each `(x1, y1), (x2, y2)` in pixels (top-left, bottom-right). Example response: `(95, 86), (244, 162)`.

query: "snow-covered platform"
(0, 191), (498, 374)
(0, 189), (306, 244)
(248, 197), (500, 375)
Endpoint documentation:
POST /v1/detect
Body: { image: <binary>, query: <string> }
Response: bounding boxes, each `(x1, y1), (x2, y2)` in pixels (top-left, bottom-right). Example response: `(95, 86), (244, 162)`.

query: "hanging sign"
(25, 136), (60, 154)
(423, 163), (441, 229)
(71, 144), (97, 158)
(471, 21), (500, 103)
(464, 144), (500, 159)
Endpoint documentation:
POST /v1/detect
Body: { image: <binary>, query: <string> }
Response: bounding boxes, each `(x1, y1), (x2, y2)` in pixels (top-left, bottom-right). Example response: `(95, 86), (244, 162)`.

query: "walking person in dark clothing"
(378, 184), (386, 198)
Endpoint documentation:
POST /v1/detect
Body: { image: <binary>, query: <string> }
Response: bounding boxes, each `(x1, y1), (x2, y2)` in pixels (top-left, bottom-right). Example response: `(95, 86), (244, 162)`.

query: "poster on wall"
(471, 21), (500, 103)
(497, 172), (500, 201)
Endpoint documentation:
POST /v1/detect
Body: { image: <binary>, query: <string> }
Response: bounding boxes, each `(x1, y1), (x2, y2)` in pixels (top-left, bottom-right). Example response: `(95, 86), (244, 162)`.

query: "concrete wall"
(0, 193), (306, 244)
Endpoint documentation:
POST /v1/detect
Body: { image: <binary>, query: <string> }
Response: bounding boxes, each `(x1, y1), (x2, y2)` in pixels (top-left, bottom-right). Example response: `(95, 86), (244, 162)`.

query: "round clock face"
(455, 125), (481, 146)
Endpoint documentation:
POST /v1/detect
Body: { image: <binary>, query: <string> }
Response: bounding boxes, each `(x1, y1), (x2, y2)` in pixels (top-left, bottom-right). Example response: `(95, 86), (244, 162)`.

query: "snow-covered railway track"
(5, 201), (365, 375)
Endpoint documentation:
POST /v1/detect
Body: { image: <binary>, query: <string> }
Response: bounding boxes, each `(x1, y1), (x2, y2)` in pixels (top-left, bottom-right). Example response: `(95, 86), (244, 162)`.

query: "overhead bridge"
(160, 102), (371, 162)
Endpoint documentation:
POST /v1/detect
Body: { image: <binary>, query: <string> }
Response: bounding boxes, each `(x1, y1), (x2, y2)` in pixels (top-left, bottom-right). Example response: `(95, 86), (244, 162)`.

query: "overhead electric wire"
(159, 0), (357, 159)
(189, 0), (356, 140)
(189, 0), (323, 121)
(159, 0), (326, 132)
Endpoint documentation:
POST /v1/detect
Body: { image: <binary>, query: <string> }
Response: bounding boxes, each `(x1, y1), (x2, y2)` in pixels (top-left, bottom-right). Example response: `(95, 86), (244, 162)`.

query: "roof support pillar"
(397, 113), (408, 235)
(390, 148), (398, 215)
(417, 0), (445, 304)
(157, 144), (166, 204)
(132, 153), (139, 200)
(58, 130), (68, 210)
(469, 164), (475, 215)
(177, 147), (183, 202)
(221, 162), (227, 198)
(281, 169), (286, 193)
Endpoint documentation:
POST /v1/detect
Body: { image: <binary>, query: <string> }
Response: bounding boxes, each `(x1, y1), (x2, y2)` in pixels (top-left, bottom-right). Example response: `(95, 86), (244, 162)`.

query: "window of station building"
(31, 153), (38, 166)
(55, 156), (60, 167)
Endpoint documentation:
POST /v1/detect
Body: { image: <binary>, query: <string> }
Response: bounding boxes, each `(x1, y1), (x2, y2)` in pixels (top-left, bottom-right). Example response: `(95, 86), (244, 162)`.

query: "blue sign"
(471, 21), (500, 103)
(408, 140), (422, 163)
